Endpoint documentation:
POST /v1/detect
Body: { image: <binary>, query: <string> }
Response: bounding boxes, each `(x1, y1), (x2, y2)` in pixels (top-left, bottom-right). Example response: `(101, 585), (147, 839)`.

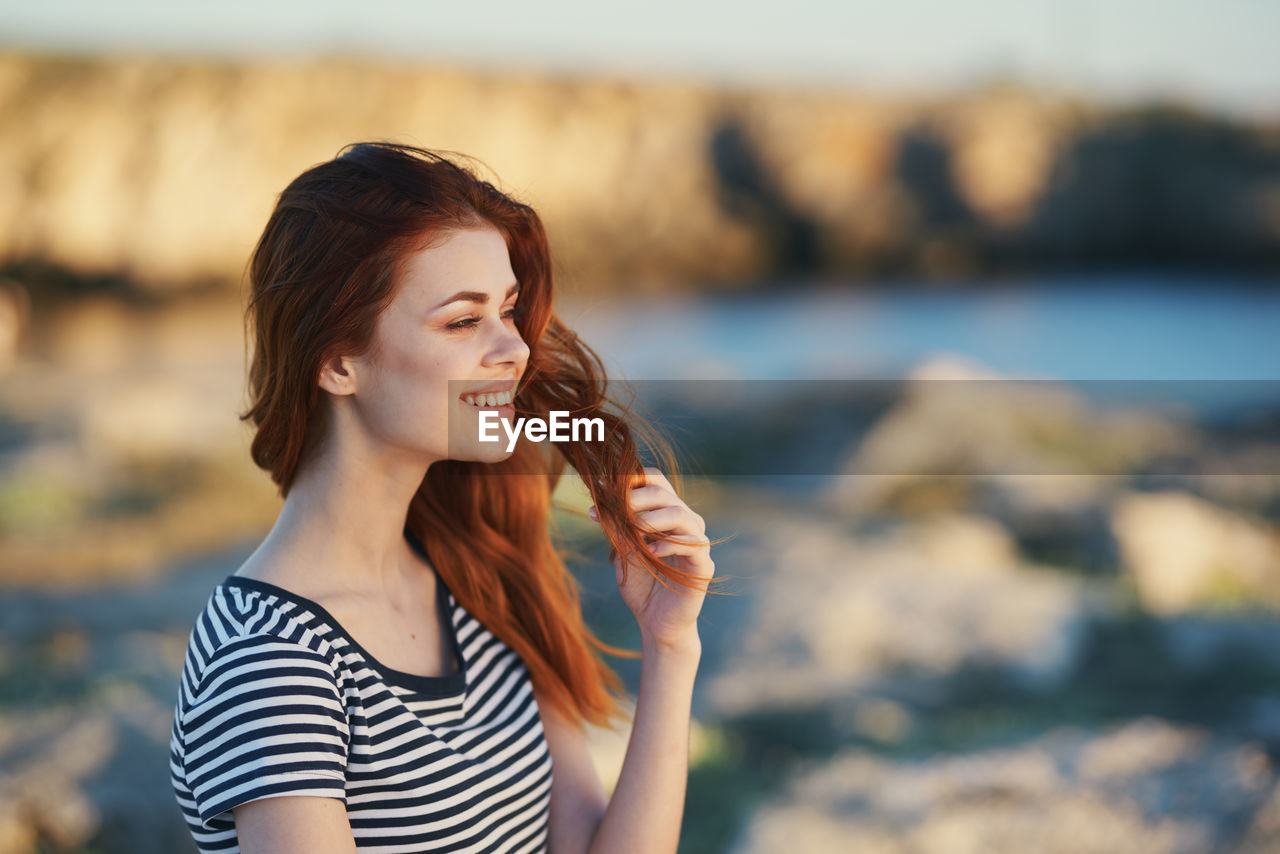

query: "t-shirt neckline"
(219, 527), (467, 697)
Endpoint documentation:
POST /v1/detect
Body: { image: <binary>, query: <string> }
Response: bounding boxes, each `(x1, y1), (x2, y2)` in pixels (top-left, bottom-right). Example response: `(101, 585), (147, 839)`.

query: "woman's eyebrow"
(433, 282), (520, 310)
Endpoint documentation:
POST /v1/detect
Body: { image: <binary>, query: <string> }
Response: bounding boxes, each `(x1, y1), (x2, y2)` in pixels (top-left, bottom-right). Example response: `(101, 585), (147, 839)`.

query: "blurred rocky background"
(3, 1), (1280, 852)
(0, 51), (1278, 305)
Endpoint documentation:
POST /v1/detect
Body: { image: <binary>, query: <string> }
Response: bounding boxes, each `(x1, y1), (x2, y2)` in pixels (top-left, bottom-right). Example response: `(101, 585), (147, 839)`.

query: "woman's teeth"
(463, 390), (513, 407)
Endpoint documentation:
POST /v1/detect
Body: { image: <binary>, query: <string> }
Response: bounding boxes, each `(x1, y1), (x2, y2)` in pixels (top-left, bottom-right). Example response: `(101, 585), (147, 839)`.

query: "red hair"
(240, 141), (724, 730)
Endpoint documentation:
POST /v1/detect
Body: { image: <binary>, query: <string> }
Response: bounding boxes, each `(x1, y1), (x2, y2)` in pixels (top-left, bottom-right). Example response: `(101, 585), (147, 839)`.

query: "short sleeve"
(178, 633), (350, 828)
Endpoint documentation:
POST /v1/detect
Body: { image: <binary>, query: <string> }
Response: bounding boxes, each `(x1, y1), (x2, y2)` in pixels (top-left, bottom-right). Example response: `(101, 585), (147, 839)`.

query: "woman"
(169, 141), (719, 853)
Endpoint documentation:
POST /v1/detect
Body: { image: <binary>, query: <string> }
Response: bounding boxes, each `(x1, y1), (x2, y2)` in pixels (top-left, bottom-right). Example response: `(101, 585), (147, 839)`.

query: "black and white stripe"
(170, 537), (553, 853)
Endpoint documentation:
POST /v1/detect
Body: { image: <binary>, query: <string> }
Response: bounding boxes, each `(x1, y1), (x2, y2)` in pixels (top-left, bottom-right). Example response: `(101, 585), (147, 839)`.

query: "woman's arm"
(538, 689), (609, 853)
(537, 634), (701, 854)
(233, 796), (359, 854)
(571, 466), (714, 854)
(586, 633), (701, 854)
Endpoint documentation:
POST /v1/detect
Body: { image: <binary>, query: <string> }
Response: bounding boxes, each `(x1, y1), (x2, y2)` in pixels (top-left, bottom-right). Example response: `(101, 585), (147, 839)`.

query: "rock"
(1239, 777), (1280, 853)
(827, 354), (1194, 515)
(1111, 490), (1280, 614)
(905, 358), (1183, 477)
(0, 792), (37, 854)
(824, 354), (1207, 574)
(1076, 717), (1208, 781)
(78, 374), (242, 463)
(942, 89), (1062, 225)
(0, 279), (30, 370)
(0, 713), (115, 850)
(3, 53), (1276, 294)
(888, 512), (1022, 576)
(731, 718), (1265, 854)
(703, 510), (1112, 719)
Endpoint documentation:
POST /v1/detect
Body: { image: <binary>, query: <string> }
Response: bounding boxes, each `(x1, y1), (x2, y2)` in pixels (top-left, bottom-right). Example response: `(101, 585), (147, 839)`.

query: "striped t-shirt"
(169, 529), (554, 853)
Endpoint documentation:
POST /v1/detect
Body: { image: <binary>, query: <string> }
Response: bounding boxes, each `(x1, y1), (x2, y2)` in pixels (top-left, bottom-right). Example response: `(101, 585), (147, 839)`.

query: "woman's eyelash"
(448, 306), (521, 330)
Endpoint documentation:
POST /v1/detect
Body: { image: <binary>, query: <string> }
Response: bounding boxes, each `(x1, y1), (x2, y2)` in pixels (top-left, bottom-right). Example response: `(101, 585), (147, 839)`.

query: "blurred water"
(562, 274), (1280, 418)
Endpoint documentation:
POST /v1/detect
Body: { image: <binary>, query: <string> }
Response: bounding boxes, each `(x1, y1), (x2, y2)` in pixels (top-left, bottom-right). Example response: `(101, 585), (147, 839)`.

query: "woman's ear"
(317, 352), (359, 397)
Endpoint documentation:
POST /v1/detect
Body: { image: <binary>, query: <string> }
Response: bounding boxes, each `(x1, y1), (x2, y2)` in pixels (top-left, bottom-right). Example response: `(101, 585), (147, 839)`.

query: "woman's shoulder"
(183, 575), (347, 689)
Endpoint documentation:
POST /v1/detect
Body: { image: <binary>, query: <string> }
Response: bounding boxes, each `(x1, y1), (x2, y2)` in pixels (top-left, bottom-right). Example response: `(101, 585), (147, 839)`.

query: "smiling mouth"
(461, 390), (514, 408)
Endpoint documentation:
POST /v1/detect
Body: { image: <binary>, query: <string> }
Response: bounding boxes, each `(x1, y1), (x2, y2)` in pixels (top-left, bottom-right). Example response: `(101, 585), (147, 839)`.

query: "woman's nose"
(484, 319), (530, 367)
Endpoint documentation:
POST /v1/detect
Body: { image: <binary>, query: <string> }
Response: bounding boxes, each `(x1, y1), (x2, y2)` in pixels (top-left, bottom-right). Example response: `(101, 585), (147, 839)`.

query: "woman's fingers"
(587, 483), (686, 522)
(633, 506), (704, 537)
(646, 534), (711, 557)
(587, 467), (709, 542)
(588, 501), (703, 537)
(638, 466), (673, 491)
(622, 485), (681, 512)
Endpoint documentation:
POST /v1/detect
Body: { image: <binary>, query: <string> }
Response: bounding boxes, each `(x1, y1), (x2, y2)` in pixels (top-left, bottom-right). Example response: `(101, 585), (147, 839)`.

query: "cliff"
(1, 50), (1278, 302)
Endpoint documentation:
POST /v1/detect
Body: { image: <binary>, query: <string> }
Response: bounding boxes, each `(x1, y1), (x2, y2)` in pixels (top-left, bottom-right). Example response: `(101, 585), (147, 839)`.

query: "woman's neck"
(237, 446), (437, 600)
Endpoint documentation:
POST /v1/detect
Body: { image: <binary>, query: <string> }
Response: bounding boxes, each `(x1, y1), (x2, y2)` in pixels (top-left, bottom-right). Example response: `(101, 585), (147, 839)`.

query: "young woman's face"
(348, 225), (531, 466)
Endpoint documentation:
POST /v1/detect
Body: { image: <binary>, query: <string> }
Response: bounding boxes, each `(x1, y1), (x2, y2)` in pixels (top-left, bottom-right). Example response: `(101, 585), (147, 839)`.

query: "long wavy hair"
(239, 141), (722, 730)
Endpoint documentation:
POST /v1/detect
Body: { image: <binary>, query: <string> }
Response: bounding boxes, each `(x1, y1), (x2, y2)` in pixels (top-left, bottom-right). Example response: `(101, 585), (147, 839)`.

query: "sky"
(1, 0), (1277, 118)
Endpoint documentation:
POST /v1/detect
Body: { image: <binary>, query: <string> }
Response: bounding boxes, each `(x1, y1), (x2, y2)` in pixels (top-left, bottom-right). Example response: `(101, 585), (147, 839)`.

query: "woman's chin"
(448, 443), (516, 465)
